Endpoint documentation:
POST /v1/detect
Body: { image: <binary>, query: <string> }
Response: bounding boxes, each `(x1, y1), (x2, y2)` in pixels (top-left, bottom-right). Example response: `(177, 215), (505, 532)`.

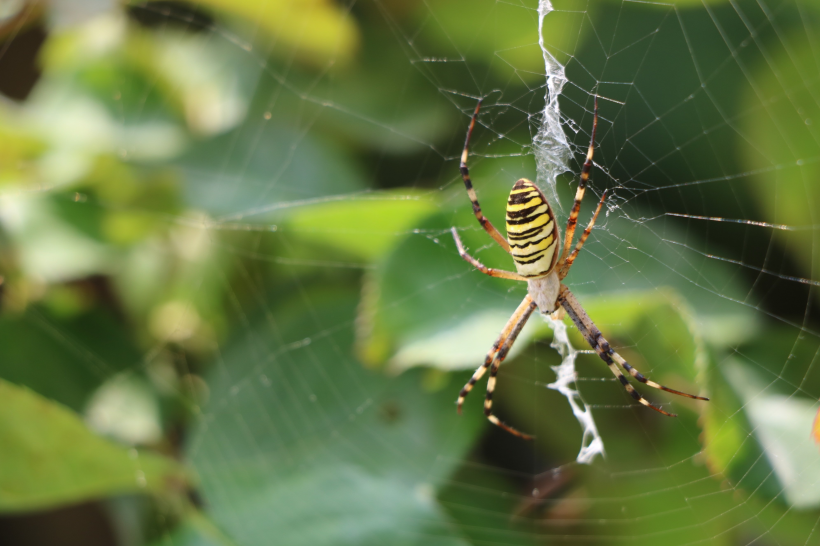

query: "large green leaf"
(175, 121), (365, 217)
(0, 379), (187, 513)
(185, 289), (483, 545)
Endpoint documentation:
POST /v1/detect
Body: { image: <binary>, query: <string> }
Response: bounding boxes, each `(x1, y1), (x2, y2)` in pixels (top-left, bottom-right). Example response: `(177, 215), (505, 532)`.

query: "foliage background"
(0, 0), (819, 545)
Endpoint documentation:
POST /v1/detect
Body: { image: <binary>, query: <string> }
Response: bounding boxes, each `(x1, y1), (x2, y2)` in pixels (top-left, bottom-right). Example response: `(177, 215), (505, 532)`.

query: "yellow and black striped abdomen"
(506, 179), (559, 277)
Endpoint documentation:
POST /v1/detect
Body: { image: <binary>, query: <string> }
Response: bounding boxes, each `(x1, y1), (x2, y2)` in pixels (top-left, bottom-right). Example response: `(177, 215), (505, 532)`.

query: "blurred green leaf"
(25, 73), (185, 168)
(41, 15), (178, 128)
(148, 509), (233, 546)
(2, 194), (116, 282)
(182, 0), (359, 67)
(740, 389), (820, 508)
(438, 464), (542, 546)
(600, 0), (731, 5)
(742, 16), (820, 288)
(126, 26), (261, 136)
(246, 22), (453, 154)
(575, 457), (734, 546)
(388, 308), (540, 373)
(199, 465), (470, 546)
(0, 307), (141, 411)
(42, 12), (261, 137)
(702, 329), (820, 509)
(280, 190), (438, 261)
(732, 489), (820, 546)
(186, 289), (483, 545)
(0, 378), (187, 513)
(175, 121), (365, 216)
(0, 118), (46, 186)
(357, 209), (516, 365)
(413, 0), (584, 80)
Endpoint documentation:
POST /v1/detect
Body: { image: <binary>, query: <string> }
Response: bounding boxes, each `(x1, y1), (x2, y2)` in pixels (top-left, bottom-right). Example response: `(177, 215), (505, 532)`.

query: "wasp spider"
(453, 98), (708, 440)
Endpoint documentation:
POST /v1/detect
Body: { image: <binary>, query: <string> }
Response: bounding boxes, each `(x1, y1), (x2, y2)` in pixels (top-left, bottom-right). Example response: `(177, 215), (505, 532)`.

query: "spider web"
(3, 0), (820, 545)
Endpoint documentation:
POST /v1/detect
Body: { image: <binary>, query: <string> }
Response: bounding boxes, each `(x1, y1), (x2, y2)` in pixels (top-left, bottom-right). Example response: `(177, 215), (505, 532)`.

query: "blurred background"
(1, 0), (819, 545)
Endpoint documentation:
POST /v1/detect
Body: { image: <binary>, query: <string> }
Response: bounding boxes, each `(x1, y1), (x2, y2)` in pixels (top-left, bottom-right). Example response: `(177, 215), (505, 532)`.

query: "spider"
(452, 97), (708, 440)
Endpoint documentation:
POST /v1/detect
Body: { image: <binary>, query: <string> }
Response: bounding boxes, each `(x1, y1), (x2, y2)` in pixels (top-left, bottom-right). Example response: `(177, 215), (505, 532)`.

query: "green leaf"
(146, 0), (360, 67)
(41, 13), (262, 138)
(147, 509), (235, 546)
(175, 122), (365, 216)
(280, 190), (438, 261)
(125, 27), (262, 136)
(702, 329), (820, 509)
(412, 0), (585, 81)
(2, 194), (116, 283)
(741, 390), (820, 508)
(206, 465), (469, 546)
(186, 289), (483, 545)
(0, 307), (141, 411)
(246, 22), (454, 154)
(741, 15), (820, 289)
(388, 308), (541, 373)
(0, 379), (187, 513)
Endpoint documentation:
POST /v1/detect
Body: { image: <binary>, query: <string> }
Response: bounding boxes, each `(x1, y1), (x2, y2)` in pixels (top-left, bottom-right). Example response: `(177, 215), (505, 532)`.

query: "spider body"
(453, 98), (708, 440)
(506, 179), (559, 277)
(505, 178), (563, 312)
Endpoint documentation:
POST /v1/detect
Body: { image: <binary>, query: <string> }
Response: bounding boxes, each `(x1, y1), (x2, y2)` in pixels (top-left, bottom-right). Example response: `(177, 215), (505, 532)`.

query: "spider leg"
(451, 227), (529, 281)
(557, 285), (708, 417)
(558, 190), (607, 279)
(611, 352), (708, 400)
(484, 298), (539, 440)
(559, 95), (598, 266)
(457, 295), (534, 413)
(460, 100), (512, 254)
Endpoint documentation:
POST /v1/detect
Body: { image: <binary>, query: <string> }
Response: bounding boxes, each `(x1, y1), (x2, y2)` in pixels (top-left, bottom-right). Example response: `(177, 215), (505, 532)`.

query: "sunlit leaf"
(85, 374), (162, 445)
(388, 308), (541, 373)
(0, 379), (187, 512)
(146, 0), (360, 67)
(725, 360), (820, 508)
(742, 391), (820, 508)
(280, 190), (438, 261)
(42, 11), (259, 138)
(0, 193), (115, 282)
(702, 330), (820, 509)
